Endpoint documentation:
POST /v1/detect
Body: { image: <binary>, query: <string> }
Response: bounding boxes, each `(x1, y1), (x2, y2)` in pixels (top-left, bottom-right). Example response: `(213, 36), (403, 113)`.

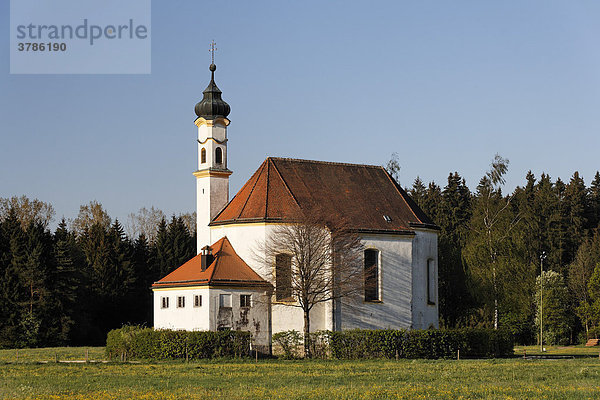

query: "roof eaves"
(355, 228), (416, 236)
(408, 222), (440, 231)
(209, 217), (285, 226)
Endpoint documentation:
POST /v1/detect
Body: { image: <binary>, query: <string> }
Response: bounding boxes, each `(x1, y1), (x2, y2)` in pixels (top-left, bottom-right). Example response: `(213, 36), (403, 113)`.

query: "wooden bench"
(585, 338), (599, 347)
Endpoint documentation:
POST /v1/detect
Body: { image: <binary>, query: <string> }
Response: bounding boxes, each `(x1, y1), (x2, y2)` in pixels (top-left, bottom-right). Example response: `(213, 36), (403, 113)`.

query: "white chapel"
(152, 62), (439, 352)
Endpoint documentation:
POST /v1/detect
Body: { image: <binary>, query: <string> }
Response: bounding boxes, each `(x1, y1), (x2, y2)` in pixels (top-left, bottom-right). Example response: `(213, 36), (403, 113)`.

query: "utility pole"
(540, 251), (546, 352)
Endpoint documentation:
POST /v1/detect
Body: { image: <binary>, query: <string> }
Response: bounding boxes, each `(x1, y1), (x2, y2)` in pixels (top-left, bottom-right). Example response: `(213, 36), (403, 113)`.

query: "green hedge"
(326, 328), (514, 359)
(106, 326), (252, 360)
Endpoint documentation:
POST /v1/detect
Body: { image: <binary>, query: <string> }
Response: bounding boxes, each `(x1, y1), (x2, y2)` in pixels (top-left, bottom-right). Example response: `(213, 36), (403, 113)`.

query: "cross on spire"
(209, 40), (217, 64)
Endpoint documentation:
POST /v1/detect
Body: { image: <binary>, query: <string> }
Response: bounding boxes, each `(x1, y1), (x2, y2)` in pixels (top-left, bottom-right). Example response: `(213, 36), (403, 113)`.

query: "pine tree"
(49, 219), (83, 345)
(20, 221), (54, 346)
(437, 172), (473, 327)
(588, 172), (600, 230)
(0, 211), (25, 347)
(131, 233), (152, 325)
(563, 172), (588, 270)
(167, 216), (196, 270)
(408, 177), (427, 210)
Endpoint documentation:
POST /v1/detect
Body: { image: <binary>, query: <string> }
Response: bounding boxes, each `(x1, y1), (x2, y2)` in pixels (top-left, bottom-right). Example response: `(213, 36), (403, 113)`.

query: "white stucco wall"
(153, 287), (211, 331)
(208, 223), (438, 335)
(410, 229), (439, 329)
(196, 121), (230, 253)
(340, 234), (415, 330)
(153, 286), (272, 350)
(209, 223), (334, 334)
(197, 175), (230, 251)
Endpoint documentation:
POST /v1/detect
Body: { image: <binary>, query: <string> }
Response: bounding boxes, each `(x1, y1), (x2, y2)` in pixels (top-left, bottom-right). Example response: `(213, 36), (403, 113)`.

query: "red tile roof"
(152, 237), (271, 289)
(212, 158), (437, 233)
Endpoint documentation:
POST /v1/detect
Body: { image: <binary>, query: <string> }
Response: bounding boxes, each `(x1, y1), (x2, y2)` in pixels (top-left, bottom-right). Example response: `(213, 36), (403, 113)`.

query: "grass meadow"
(1, 347), (600, 399)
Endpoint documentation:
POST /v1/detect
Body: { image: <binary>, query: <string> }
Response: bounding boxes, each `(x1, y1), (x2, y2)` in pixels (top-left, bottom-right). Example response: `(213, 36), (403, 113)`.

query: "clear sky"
(2, 1), (600, 228)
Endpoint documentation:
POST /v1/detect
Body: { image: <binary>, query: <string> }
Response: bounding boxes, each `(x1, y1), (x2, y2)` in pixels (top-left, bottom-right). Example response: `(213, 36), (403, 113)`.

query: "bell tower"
(193, 57), (232, 253)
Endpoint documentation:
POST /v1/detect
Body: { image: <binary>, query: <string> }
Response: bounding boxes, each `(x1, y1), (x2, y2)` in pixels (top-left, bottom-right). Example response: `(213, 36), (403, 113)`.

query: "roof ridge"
(268, 157), (384, 170)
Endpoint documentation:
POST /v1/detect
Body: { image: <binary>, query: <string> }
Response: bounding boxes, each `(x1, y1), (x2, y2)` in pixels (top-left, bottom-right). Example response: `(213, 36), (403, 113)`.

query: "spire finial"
(209, 40), (217, 66)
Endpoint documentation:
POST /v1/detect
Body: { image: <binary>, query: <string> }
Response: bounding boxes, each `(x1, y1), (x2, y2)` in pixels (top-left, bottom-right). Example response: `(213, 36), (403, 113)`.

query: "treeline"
(3, 154), (600, 347)
(0, 198), (196, 348)
(406, 155), (600, 344)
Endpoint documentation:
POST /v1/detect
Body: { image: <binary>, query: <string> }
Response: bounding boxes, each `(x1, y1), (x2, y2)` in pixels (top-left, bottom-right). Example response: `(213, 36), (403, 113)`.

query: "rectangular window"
(427, 259), (436, 304)
(275, 254), (292, 301)
(220, 294), (232, 308)
(177, 296), (185, 308)
(240, 294), (251, 308)
(161, 297), (169, 309)
(194, 295), (202, 307)
(364, 249), (380, 302)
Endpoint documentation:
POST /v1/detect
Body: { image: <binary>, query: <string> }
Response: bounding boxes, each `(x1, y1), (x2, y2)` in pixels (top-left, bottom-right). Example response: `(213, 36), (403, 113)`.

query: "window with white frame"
(194, 295), (202, 307)
(161, 297), (169, 309)
(240, 294), (251, 308)
(364, 249), (380, 302)
(177, 296), (185, 308)
(427, 259), (436, 304)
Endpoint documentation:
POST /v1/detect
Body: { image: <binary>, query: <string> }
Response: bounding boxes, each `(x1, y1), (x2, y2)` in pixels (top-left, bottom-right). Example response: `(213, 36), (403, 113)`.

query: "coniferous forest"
(2, 155), (600, 347)
(0, 199), (196, 347)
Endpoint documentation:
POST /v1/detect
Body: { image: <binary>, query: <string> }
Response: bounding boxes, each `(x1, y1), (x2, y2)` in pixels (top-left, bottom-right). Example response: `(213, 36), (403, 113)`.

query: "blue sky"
(2, 1), (600, 228)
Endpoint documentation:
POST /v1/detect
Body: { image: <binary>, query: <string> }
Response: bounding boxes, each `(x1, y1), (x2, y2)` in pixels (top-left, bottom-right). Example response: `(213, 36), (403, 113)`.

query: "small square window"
(177, 296), (185, 308)
(220, 294), (232, 308)
(194, 295), (202, 307)
(161, 297), (169, 309)
(240, 294), (251, 308)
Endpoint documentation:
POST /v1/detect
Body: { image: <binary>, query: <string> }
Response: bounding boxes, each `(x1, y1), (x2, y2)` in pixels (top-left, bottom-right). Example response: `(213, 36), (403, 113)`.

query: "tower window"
(275, 254), (292, 301)
(201, 148), (206, 164)
(364, 249), (380, 302)
(215, 147), (223, 164)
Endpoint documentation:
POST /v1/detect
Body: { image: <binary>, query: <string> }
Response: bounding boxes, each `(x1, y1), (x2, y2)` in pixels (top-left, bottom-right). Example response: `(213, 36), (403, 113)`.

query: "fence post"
(85, 349), (89, 363)
(457, 349), (460, 361)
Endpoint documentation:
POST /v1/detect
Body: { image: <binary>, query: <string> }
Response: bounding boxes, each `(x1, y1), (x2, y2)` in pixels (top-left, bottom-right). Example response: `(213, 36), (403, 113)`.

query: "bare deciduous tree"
(385, 152), (401, 183)
(70, 200), (111, 235)
(126, 206), (166, 242)
(259, 212), (364, 357)
(0, 195), (55, 229)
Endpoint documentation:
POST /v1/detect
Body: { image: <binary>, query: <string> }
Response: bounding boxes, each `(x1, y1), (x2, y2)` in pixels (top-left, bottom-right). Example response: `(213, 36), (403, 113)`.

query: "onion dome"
(194, 64), (231, 119)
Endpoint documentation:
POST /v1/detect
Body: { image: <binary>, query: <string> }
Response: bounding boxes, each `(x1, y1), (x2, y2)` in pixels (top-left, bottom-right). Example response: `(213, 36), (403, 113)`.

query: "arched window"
(275, 253), (292, 301)
(364, 249), (379, 302)
(201, 148), (206, 164)
(215, 147), (223, 164)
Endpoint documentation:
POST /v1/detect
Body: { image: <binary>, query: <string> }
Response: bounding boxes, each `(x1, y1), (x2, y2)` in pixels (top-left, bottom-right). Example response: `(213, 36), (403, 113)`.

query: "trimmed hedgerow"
(326, 328), (513, 359)
(106, 326), (251, 361)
